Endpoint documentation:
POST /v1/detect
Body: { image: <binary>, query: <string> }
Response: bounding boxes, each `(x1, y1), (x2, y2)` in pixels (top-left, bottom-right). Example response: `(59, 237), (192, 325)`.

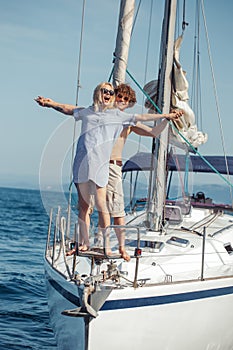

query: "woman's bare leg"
(95, 186), (111, 254)
(76, 182), (92, 250)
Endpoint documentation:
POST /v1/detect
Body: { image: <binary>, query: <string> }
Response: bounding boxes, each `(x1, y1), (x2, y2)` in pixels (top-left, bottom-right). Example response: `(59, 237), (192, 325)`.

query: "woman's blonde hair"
(93, 82), (115, 112)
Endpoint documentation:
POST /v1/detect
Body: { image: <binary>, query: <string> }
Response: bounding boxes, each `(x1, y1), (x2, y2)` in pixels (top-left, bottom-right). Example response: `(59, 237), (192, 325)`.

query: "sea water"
(0, 184), (231, 349)
(0, 187), (57, 349)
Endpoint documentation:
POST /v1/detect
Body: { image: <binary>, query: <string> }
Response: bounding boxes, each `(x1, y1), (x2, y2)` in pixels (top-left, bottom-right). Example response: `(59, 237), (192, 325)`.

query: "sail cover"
(122, 152), (233, 175)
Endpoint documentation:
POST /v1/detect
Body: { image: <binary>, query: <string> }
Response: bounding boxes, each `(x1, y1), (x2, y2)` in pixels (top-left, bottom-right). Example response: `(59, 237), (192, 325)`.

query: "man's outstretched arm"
(132, 119), (168, 138)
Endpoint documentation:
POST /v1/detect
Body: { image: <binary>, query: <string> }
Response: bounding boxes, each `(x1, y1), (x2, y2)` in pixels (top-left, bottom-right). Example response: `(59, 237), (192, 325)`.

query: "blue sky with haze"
(1, 0), (233, 190)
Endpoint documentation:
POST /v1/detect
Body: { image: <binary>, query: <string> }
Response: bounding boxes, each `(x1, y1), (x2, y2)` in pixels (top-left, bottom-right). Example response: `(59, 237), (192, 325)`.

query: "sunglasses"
(116, 93), (129, 102)
(101, 88), (115, 96)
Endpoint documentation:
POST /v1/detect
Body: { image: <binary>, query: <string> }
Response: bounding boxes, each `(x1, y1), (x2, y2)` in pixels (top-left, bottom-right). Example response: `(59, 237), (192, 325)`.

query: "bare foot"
(66, 248), (76, 256)
(79, 244), (89, 252)
(119, 248), (130, 261)
(105, 249), (113, 256)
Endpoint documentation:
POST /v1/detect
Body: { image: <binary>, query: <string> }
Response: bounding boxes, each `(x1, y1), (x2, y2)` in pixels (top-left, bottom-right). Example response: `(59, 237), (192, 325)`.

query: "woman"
(71, 82), (137, 252)
(35, 82), (182, 254)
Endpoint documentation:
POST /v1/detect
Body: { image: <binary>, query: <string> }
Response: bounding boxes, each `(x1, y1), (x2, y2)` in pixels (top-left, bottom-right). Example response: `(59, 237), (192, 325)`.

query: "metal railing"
(45, 207), (233, 287)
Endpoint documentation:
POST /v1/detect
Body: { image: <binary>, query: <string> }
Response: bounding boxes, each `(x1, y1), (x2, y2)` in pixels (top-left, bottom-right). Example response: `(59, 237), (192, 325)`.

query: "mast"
(112, 0), (135, 86)
(147, 0), (177, 231)
(113, 0), (177, 231)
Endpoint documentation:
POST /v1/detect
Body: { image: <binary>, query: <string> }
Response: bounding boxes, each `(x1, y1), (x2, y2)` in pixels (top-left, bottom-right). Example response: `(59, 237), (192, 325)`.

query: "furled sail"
(144, 35), (208, 149)
(112, 0), (135, 86)
(171, 35), (207, 148)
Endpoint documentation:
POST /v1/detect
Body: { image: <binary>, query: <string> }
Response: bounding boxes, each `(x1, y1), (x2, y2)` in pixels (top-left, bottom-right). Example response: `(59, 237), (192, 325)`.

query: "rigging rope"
(126, 68), (233, 190)
(182, 0), (189, 33)
(200, 0), (233, 204)
(172, 148), (186, 197)
(66, 0), (87, 235)
(75, 0), (86, 106)
(137, 0), (154, 153)
(132, 0), (142, 33)
(191, 0), (204, 131)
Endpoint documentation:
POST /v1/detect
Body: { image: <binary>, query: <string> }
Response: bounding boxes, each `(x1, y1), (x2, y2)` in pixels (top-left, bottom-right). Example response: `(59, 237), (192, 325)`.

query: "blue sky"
(1, 0), (233, 190)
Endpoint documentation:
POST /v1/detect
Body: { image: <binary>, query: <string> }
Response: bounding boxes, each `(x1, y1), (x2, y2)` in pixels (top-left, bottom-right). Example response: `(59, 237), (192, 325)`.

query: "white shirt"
(73, 106), (136, 187)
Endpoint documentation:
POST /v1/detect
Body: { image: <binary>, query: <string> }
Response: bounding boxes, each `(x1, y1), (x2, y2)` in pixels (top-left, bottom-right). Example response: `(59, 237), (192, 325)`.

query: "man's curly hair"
(114, 84), (137, 108)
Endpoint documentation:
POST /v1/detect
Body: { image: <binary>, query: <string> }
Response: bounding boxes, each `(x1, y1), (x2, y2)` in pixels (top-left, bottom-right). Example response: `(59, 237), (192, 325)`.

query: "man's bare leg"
(114, 216), (130, 261)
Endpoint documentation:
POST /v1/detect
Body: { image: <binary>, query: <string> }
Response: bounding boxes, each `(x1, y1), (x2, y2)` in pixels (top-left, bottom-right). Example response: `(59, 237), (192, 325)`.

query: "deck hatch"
(166, 236), (189, 248)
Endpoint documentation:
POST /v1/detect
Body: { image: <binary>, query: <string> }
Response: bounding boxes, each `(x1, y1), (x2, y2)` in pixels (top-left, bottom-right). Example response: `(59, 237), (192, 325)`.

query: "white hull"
(89, 280), (233, 350)
(45, 207), (233, 350)
(45, 262), (85, 350)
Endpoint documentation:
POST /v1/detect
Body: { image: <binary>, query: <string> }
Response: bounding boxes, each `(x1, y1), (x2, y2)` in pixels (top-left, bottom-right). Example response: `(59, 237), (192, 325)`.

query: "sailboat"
(44, 1), (233, 349)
